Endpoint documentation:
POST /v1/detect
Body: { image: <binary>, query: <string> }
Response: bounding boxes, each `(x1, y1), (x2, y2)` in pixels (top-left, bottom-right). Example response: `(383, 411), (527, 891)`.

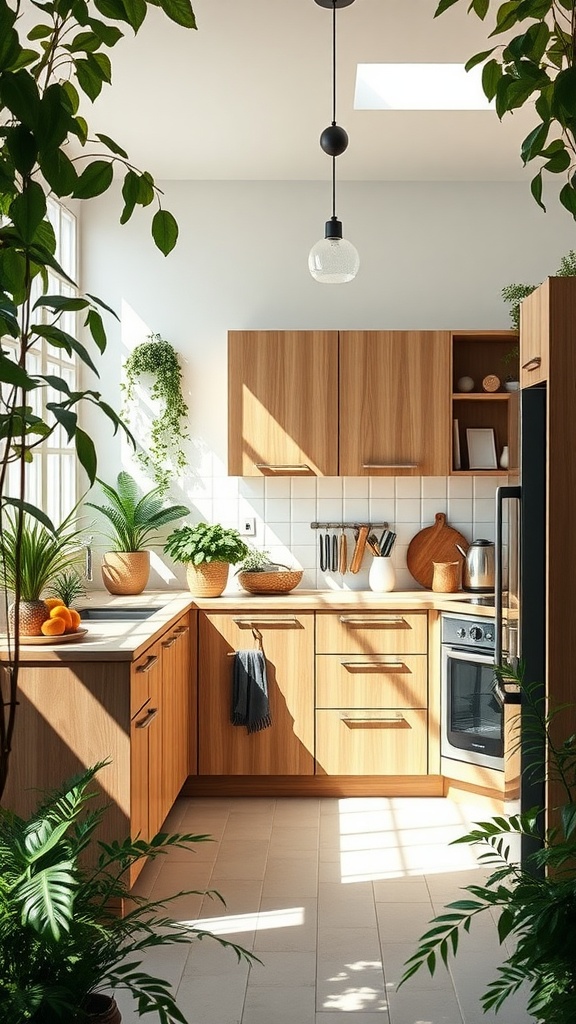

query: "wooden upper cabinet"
(519, 277), (573, 388)
(228, 330), (339, 476)
(339, 331), (451, 476)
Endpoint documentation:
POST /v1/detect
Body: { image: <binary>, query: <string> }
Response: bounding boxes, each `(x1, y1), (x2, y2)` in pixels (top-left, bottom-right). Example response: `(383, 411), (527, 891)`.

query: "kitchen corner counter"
(1, 586), (502, 664)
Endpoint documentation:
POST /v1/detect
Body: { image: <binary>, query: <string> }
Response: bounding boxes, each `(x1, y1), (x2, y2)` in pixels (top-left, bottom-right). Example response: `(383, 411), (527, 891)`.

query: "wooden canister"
(432, 560), (461, 593)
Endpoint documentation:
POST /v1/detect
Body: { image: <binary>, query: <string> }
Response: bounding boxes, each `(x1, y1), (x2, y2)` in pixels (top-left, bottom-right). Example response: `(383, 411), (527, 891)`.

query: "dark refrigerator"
(496, 384), (547, 860)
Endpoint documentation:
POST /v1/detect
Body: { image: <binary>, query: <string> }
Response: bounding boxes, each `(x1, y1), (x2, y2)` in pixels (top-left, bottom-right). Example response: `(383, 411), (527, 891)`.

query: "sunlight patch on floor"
(181, 906), (304, 935)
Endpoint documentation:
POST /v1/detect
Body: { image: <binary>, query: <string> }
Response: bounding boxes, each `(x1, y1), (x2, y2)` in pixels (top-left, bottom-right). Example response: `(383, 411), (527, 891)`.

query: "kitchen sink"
(79, 606), (163, 621)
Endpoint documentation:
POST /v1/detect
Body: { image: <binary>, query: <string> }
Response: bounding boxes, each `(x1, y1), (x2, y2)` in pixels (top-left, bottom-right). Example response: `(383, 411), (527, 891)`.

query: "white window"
(3, 199), (79, 526)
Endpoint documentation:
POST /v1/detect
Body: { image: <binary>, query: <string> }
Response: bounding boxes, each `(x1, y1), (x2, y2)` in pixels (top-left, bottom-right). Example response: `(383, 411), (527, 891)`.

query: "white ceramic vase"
(368, 556), (395, 593)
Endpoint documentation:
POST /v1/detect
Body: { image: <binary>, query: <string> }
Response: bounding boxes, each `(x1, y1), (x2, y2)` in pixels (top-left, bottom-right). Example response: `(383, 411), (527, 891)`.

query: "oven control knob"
(469, 625), (484, 641)
(484, 630), (493, 641)
(456, 628), (466, 638)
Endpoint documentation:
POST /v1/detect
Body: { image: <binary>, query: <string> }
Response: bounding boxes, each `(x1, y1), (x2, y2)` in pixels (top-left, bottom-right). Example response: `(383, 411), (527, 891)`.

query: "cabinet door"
(339, 331), (451, 476)
(228, 330), (339, 476)
(520, 281), (549, 387)
(160, 613), (193, 819)
(131, 643), (162, 838)
(198, 612), (315, 775)
(316, 709), (428, 775)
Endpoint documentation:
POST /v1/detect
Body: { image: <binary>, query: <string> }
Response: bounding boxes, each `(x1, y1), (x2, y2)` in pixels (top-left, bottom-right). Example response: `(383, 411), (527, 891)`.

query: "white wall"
(80, 179), (573, 590)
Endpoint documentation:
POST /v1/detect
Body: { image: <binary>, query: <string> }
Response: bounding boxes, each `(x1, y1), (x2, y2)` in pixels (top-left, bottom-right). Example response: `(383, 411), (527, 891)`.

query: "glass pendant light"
(309, 0), (359, 284)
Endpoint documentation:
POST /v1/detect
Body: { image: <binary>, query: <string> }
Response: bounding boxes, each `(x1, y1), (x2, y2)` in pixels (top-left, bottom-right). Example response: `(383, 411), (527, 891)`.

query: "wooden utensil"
(407, 512), (469, 589)
(349, 525), (369, 574)
(338, 531), (348, 574)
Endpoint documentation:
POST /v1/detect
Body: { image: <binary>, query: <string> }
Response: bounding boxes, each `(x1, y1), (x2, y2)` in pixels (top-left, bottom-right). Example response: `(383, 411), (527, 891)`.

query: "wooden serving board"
(407, 513), (469, 589)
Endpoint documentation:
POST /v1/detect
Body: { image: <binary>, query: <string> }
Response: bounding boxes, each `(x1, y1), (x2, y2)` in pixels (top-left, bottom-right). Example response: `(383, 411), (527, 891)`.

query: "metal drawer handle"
(340, 660), (405, 670)
(162, 637), (178, 648)
(174, 625), (189, 635)
(255, 463), (312, 472)
(362, 462), (419, 469)
(136, 655), (159, 673)
(233, 617), (299, 627)
(339, 616), (406, 626)
(522, 356), (541, 371)
(136, 707), (159, 728)
(341, 714), (407, 726)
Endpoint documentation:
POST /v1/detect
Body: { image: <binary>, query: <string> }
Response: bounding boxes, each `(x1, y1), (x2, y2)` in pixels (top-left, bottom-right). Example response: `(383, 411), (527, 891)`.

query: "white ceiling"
(88, 0), (534, 182)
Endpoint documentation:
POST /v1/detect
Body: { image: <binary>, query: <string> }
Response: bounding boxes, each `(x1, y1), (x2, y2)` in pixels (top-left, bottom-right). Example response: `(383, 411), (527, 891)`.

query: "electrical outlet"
(240, 517), (256, 536)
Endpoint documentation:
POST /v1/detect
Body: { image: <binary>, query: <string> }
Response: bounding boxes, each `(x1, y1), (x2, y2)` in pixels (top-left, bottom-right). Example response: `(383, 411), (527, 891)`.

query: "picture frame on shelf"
(466, 427), (498, 470)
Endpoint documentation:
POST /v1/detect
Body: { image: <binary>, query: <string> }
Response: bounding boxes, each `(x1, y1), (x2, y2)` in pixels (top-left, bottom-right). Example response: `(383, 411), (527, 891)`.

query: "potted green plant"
(234, 547), (303, 595)
(401, 664), (576, 1024)
(164, 522), (249, 597)
(86, 472), (189, 596)
(122, 334), (190, 494)
(0, 761), (255, 1023)
(0, 511), (85, 635)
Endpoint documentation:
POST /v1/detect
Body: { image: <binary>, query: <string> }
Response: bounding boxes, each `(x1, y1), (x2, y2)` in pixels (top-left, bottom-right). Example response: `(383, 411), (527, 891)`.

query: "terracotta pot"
(186, 560), (229, 597)
(101, 551), (150, 595)
(8, 599), (49, 636)
(83, 993), (122, 1023)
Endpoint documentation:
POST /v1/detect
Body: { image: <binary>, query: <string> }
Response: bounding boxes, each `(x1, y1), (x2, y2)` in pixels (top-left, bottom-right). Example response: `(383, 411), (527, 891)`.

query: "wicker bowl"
(237, 569), (303, 595)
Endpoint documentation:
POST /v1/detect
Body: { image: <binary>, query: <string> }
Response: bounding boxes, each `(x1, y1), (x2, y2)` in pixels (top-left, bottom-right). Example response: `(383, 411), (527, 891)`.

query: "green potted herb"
(401, 664), (576, 1024)
(86, 472), (189, 596)
(0, 761), (255, 1023)
(164, 522), (249, 597)
(0, 511), (84, 636)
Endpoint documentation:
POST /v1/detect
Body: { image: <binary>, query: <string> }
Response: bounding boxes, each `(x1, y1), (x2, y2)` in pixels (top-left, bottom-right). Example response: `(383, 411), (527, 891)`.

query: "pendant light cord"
(332, 0), (337, 220)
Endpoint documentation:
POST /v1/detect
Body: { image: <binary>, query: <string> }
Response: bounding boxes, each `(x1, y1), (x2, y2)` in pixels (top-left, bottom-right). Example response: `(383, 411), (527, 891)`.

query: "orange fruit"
(41, 616), (66, 636)
(68, 609), (81, 631)
(50, 605), (72, 630)
(44, 597), (64, 611)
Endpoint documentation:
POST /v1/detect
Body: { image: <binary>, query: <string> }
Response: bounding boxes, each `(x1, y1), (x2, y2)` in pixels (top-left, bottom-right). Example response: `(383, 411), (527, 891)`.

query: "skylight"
(354, 63), (494, 111)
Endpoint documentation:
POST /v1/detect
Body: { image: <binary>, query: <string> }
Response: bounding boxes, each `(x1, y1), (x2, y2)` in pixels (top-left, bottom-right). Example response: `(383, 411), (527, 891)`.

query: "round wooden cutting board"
(407, 512), (469, 589)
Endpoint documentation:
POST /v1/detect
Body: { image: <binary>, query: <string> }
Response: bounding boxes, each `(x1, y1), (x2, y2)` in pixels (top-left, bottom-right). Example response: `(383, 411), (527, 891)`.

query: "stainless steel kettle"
(456, 539), (495, 593)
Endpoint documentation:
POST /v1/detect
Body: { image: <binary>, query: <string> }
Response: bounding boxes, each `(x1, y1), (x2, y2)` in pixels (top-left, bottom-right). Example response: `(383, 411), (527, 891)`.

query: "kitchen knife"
(349, 525), (369, 574)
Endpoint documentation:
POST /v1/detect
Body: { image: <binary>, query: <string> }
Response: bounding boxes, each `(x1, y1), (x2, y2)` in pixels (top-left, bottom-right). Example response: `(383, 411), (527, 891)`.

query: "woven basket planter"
(83, 994), (122, 1023)
(8, 599), (50, 636)
(186, 560), (229, 597)
(237, 569), (303, 595)
(101, 551), (150, 595)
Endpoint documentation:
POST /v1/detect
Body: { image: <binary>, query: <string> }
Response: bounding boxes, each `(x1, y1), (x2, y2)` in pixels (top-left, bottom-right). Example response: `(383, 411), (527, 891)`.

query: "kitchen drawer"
(316, 709), (427, 775)
(316, 654), (427, 709)
(315, 612), (427, 655)
(131, 642), (160, 716)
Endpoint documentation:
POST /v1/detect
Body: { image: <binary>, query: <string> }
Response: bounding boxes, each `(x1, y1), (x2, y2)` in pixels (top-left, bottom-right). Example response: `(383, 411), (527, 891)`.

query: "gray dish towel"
(231, 650), (272, 733)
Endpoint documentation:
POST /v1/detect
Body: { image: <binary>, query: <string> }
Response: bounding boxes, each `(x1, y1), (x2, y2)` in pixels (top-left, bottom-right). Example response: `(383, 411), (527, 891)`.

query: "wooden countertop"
(2, 587), (500, 662)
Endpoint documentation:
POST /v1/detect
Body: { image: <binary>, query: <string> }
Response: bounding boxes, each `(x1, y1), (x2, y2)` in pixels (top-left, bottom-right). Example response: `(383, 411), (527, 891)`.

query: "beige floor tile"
(261, 856), (319, 897)
(316, 1014), (389, 1022)
(175, 961), (250, 1024)
(222, 816), (274, 840)
(376, 902), (436, 945)
(247, 949), (316, 988)
(242, 983), (316, 1024)
(273, 797), (321, 824)
(269, 825), (319, 851)
(201, 878), (263, 917)
(212, 839), (270, 880)
(227, 797), (277, 815)
(381, 941), (457, 992)
(150, 860), (215, 900)
(316, 958), (388, 1013)
(373, 878), (432, 904)
(317, 926), (382, 962)
(386, 984), (464, 1024)
(318, 882), (377, 929)
(254, 896), (318, 952)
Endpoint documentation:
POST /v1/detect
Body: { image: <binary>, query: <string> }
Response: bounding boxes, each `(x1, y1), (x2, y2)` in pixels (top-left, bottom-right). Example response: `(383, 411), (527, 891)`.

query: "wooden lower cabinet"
(2, 611), (195, 886)
(316, 709), (428, 776)
(315, 611), (429, 777)
(198, 612), (315, 775)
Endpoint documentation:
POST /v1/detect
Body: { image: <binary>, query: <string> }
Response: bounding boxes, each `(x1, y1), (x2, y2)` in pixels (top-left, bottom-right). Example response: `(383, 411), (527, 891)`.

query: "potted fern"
(86, 472), (189, 595)
(164, 522), (249, 597)
(0, 762), (255, 1023)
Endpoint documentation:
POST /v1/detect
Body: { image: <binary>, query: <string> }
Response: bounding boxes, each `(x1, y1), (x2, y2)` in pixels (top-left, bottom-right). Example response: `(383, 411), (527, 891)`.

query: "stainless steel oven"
(441, 613), (504, 772)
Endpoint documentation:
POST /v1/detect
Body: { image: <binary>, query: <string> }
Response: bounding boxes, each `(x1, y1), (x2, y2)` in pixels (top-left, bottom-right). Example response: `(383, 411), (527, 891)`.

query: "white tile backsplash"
(228, 476), (499, 590)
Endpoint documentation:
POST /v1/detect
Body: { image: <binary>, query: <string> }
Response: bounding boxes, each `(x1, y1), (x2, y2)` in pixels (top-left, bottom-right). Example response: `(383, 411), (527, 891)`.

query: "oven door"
(441, 646), (504, 771)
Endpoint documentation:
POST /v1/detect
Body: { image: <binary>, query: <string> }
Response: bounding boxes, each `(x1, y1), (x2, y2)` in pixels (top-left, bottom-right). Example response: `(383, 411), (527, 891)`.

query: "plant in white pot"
(86, 473), (189, 595)
(164, 522), (249, 597)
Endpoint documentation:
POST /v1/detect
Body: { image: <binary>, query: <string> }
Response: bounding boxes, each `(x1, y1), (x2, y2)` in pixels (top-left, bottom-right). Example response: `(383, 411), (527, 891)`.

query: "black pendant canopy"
(314, 0), (355, 7)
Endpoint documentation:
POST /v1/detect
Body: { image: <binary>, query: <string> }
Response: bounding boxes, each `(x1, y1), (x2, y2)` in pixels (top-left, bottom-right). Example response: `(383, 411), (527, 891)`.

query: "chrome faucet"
(80, 535), (93, 582)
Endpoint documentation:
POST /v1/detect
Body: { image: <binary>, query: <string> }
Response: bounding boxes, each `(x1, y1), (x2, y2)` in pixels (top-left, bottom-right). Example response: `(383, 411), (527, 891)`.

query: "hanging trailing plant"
(122, 333), (190, 492)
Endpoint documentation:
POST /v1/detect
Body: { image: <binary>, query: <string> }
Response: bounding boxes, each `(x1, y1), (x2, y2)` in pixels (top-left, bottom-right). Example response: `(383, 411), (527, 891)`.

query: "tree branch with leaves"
(435, 0), (576, 218)
(0, 0), (197, 800)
